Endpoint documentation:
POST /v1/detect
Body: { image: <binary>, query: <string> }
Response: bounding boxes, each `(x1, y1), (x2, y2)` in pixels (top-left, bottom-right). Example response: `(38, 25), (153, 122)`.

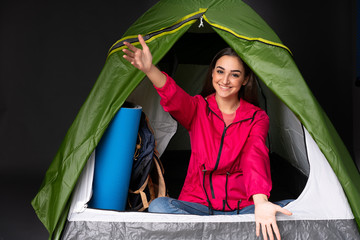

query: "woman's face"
(212, 55), (248, 101)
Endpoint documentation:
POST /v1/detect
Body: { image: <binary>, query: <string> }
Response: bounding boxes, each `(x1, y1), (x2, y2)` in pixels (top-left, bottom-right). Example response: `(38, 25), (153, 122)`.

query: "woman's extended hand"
(123, 34), (153, 74)
(253, 194), (292, 240)
(122, 34), (166, 88)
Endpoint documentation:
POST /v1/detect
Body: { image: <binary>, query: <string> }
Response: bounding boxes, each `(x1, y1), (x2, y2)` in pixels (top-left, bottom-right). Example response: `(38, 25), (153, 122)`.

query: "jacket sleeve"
(154, 72), (198, 130)
(240, 110), (272, 201)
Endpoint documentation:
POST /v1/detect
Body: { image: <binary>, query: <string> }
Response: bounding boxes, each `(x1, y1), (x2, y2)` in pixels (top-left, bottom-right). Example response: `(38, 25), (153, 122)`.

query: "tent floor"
(63, 218), (360, 239)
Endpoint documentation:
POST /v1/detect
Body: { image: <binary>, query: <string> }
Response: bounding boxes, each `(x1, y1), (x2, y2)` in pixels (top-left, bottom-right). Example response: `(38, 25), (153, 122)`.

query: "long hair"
(200, 48), (258, 106)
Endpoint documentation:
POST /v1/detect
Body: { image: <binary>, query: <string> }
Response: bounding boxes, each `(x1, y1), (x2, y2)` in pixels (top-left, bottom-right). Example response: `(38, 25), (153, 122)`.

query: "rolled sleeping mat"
(90, 103), (142, 211)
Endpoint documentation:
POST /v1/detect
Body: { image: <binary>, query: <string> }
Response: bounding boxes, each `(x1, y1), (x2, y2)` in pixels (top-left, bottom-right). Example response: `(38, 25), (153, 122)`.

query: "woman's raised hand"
(122, 34), (167, 88)
(123, 35), (153, 74)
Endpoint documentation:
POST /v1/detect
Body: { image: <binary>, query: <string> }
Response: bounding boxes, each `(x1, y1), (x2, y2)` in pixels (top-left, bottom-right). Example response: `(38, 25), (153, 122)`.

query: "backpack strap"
(128, 156), (167, 211)
(129, 176), (151, 211)
(153, 155), (166, 198)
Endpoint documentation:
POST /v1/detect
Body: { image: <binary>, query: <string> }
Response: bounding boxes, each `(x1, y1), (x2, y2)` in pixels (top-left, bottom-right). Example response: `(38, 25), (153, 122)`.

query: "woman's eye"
(217, 70), (223, 74)
(232, 74), (240, 78)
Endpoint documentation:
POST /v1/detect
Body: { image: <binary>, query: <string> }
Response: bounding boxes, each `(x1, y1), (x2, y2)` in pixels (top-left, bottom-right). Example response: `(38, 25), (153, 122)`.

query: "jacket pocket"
(224, 170), (246, 211)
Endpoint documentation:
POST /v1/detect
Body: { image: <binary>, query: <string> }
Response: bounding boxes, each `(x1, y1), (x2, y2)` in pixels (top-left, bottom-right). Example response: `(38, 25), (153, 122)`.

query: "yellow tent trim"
(203, 15), (292, 54)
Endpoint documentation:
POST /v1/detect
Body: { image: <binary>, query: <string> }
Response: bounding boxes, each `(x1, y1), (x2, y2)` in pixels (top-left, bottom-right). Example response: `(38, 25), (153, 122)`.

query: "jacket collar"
(205, 94), (259, 123)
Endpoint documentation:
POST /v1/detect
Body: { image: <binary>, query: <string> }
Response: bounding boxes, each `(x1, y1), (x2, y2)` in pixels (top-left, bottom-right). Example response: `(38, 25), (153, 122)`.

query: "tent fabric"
(257, 79), (310, 176)
(31, 0), (360, 239)
(126, 78), (178, 155)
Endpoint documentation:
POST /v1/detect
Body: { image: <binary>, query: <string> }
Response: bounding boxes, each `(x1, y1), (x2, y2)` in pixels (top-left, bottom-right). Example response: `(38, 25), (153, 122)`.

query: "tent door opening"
(150, 24), (309, 201)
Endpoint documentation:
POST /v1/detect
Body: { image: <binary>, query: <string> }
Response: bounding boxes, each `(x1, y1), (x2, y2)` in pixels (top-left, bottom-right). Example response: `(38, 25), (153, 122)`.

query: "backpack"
(126, 112), (167, 211)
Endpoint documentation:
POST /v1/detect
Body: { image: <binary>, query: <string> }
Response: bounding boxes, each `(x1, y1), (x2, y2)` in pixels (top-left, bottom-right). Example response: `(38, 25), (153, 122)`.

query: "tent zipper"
(198, 16), (204, 28)
(108, 11), (206, 57)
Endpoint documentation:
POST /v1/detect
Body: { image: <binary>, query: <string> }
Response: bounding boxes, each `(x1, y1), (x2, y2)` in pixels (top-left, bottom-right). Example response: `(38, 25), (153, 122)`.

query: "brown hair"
(200, 48), (258, 106)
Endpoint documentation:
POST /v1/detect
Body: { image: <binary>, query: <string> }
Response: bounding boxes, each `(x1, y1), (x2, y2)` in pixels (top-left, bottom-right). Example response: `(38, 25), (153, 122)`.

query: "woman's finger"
(272, 222), (281, 240)
(256, 221), (260, 237)
(138, 34), (148, 50)
(262, 224), (268, 240)
(266, 224), (274, 240)
(123, 41), (138, 52)
(123, 49), (135, 58)
(276, 206), (292, 216)
(123, 55), (135, 66)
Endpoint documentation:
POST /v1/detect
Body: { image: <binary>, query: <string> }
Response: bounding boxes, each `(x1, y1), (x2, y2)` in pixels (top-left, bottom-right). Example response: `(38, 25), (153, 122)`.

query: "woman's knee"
(148, 197), (172, 213)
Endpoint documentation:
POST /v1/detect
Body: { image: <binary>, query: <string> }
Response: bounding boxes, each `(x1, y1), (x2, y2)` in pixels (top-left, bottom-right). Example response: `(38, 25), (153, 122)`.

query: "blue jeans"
(148, 197), (293, 215)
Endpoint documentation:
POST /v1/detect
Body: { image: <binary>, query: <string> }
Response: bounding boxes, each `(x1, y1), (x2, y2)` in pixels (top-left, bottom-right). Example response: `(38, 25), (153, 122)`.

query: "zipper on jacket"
(202, 164), (213, 214)
(204, 100), (230, 199)
(209, 125), (228, 198)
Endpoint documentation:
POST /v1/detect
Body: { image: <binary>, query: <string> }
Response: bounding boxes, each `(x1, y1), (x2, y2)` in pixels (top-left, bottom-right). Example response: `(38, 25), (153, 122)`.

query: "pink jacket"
(155, 73), (271, 211)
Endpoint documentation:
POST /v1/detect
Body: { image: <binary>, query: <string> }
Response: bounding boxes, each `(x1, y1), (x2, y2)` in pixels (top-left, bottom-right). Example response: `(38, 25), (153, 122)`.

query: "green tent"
(32, 0), (360, 239)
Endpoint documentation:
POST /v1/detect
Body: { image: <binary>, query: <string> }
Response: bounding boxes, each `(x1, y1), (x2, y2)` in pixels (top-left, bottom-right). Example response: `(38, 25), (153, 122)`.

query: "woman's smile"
(218, 84), (232, 90)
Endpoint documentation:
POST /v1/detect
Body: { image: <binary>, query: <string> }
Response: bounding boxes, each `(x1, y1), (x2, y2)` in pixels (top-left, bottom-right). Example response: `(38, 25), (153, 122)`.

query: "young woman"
(123, 35), (292, 240)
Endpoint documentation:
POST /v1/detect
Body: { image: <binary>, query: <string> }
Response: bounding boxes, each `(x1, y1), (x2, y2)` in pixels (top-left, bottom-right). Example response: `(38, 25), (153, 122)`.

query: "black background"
(0, 0), (358, 239)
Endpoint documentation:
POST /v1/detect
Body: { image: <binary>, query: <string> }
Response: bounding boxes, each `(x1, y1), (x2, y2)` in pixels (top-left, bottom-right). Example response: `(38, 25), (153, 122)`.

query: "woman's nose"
(222, 75), (230, 84)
